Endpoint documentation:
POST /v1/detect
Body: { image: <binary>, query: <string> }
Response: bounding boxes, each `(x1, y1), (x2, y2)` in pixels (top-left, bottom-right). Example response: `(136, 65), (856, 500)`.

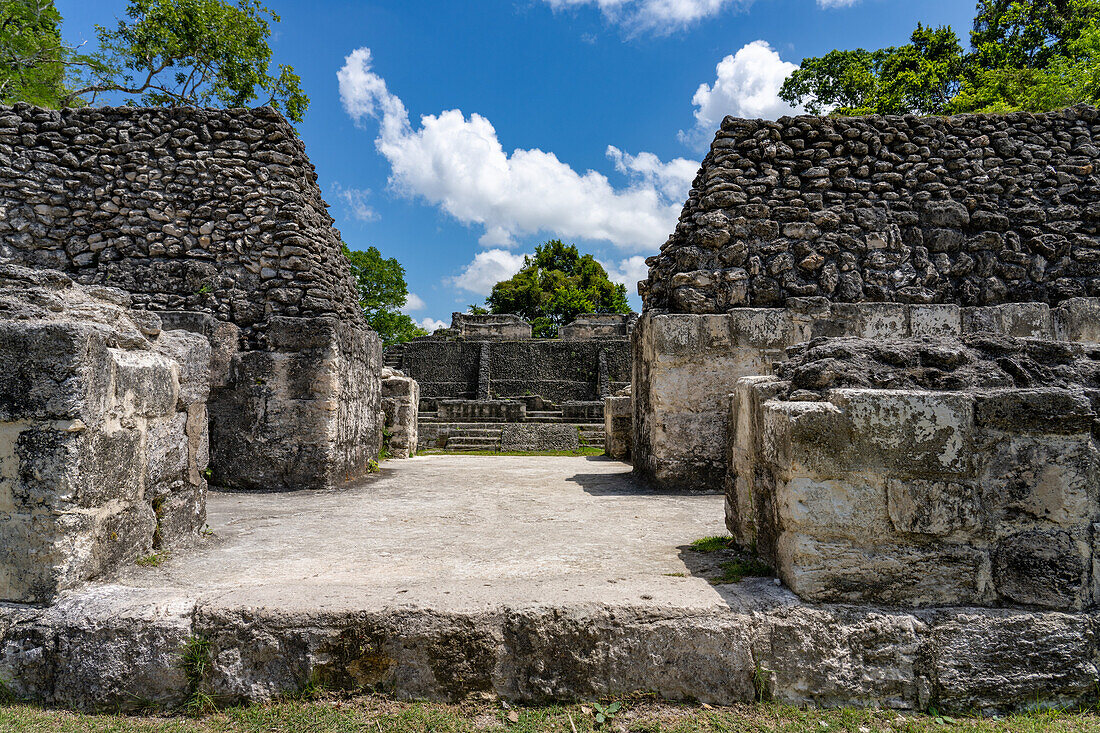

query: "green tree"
(485, 240), (631, 338)
(780, 25), (966, 116)
(780, 0), (1100, 117)
(970, 0), (1100, 70)
(0, 0), (71, 106)
(64, 0), (307, 121)
(342, 244), (428, 347)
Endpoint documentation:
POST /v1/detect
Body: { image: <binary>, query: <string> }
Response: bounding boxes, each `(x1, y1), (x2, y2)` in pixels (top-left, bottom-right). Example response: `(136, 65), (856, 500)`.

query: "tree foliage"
(485, 240), (631, 338)
(67, 0), (307, 121)
(0, 0), (307, 121)
(779, 0), (1100, 117)
(0, 0), (70, 107)
(342, 244), (428, 347)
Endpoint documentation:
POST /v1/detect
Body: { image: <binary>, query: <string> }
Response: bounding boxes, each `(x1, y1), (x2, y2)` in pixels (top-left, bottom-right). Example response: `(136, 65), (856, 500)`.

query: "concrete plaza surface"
(3, 455), (1095, 714)
(114, 454), (731, 612)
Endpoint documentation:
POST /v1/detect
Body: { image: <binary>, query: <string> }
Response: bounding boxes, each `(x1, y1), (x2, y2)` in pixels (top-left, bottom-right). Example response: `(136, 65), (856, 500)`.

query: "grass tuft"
(712, 558), (773, 585)
(688, 536), (733, 553)
(135, 552), (168, 568)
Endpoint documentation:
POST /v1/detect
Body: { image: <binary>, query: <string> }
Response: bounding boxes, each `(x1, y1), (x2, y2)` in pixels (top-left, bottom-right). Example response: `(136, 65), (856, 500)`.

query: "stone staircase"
(578, 424), (605, 448)
(384, 344), (405, 370)
(441, 426), (503, 452)
(419, 410), (605, 453)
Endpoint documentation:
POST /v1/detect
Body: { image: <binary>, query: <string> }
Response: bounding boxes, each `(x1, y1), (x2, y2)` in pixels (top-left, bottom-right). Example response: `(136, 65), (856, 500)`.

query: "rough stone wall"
(0, 104), (386, 489)
(451, 313), (532, 339)
(633, 299), (1100, 491)
(208, 317), (382, 491)
(402, 338), (631, 407)
(560, 314), (637, 339)
(0, 104), (363, 340)
(643, 106), (1100, 312)
(381, 368), (419, 459)
(604, 394), (633, 460)
(727, 335), (1100, 609)
(0, 265), (209, 603)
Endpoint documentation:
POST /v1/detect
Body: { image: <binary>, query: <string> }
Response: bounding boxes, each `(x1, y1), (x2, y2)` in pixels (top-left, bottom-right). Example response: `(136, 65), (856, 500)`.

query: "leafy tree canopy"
(485, 240), (632, 338)
(343, 244), (428, 347)
(0, 0), (307, 122)
(0, 0), (69, 107)
(779, 0), (1100, 117)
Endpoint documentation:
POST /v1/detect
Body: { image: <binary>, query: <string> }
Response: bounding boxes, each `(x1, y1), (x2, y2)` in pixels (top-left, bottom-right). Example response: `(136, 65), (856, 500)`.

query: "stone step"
(445, 437), (501, 451)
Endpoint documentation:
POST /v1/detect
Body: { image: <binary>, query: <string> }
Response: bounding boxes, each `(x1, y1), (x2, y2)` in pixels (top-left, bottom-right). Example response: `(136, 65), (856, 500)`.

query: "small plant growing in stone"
(136, 552), (168, 567)
(591, 701), (621, 727)
(713, 558), (772, 585)
(180, 635), (215, 715)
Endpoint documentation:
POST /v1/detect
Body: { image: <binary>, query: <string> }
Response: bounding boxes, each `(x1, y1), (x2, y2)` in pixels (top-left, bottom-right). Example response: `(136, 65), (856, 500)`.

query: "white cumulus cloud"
(678, 40), (803, 150)
(448, 249), (530, 296)
(606, 146), (697, 203)
(601, 255), (651, 291)
(543, 0), (741, 34)
(338, 47), (691, 254)
(402, 292), (426, 312)
(417, 316), (449, 333)
(543, 0), (860, 34)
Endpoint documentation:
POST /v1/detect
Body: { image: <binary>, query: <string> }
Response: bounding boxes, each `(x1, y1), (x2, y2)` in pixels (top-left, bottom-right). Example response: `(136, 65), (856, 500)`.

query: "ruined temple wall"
(633, 299), (1100, 491)
(643, 106), (1100, 312)
(0, 104), (363, 337)
(402, 338), (631, 406)
(0, 105), (384, 489)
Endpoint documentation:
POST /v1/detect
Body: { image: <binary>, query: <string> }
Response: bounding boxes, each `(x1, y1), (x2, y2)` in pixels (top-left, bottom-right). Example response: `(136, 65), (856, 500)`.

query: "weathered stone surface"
(604, 394), (633, 460)
(643, 107), (1100, 311)
(560, 314), (637, 340)
(450, 313), (533, 339)
(208, 317), (382, 491)
(727, 355), (1099, 608)
(633, 300), (1100, 492)
(0, 457), (1095, 714)
(0, 105), (364, 342)
(382, 368), (419, 459)
(0, 265), (209, 603)
(501, 424), (580, 452)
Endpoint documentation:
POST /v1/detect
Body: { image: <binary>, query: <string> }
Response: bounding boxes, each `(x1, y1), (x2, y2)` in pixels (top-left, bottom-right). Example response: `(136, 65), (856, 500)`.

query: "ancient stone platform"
(2, 455), (1097, 714)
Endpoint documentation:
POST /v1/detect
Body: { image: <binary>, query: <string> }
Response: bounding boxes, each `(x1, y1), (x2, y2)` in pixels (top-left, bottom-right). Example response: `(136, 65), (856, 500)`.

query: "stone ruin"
(0, 264), (210, 603)
(0, 104), (388, 493)
(0, 104), (420, 601)
(1, 98), (1099, 714)
(620, 105), (1100, 707)
(388, 312), (632, 452)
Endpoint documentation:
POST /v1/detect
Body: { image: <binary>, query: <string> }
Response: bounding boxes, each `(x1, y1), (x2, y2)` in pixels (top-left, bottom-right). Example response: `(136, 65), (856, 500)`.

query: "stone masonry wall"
(0, 265), (210, 603)
(643, 106), (1100, 312)
(0, 104), (385, 490)
(402, 338), (631, 407)
(633, 299), (1100, 491)
(0, 104), (363, 340)
(728, 335), (1100, 609)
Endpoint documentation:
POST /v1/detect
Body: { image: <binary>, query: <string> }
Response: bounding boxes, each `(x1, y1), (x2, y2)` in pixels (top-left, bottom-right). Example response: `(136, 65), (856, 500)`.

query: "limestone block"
(910, 305), (961, 337)
(728, 375), (1100, 609)
(0, 265), (211, 602)
(209, 316), (382, 490)
(1054, 298), (1100, 344)
(381, 368), (419, 459)
(501, 424), (580, 452)
(604, 395), (632, 460)
(962, 303), (1053, 338)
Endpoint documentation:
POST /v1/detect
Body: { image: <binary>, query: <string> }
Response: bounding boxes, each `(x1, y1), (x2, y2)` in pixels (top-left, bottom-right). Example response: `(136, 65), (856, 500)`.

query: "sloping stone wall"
(0, 104), (362, 339)
(0, 104), (384, 490)
(642, 106), (1100, 312)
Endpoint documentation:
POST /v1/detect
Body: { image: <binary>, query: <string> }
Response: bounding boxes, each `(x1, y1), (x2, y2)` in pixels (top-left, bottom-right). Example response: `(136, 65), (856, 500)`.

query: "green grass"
(712, 558), (773, 585)
(688, 536), (733, 553)
(419, 448), (605, 457)
(135, 552), (169, 568)
(1, 695), (1099, 733)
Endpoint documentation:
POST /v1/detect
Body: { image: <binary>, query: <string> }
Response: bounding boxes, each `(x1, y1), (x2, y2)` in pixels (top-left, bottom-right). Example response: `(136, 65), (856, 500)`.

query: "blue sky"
(56, 0), (975, 330)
